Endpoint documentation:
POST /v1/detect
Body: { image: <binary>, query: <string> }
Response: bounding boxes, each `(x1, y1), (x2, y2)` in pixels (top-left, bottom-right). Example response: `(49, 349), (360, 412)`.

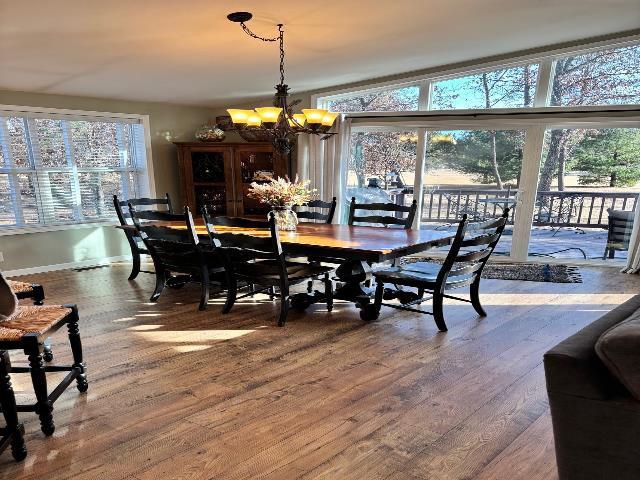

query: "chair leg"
(222, 276), (237, 314)
(268, 286), (276, 300)
(128, 250), (141, 281)
(324, 273), (333, 312)
(307, 280), (313, 293)
(417, 287), (425, 298)
(609, 248), (615, 259)
(0, 352), (27, 462)
(198, 269), (210, 311)
(432, 291), (448, 332)
(43, 342), (53, 363)
(277, 286), (290, 327)
(470, 280), (486, 317)
(150, 268), (166, 302)
(32, 284), (45, 305)
(66, 305), (88, 393)
(23, 336), (54, 436)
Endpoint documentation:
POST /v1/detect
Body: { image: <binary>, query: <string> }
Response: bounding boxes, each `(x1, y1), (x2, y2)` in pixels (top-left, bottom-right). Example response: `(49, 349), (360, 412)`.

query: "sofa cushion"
(0, 272), (18, 321)
(596, 307), (640, 401)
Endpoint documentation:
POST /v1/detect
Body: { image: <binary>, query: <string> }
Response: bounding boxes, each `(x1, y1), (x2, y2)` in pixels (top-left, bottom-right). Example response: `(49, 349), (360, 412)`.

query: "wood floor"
(1, 263), (638, 479)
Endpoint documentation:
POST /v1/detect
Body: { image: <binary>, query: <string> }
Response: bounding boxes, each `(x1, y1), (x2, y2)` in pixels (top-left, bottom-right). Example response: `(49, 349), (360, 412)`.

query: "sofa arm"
(544, 295), (640, 400)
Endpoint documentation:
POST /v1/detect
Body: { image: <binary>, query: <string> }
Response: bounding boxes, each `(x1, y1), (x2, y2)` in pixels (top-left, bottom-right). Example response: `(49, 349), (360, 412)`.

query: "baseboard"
(4, 255), (132, 278)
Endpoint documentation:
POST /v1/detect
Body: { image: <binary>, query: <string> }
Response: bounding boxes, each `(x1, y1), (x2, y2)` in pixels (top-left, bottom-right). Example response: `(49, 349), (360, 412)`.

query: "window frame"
(314, 35), (640, 113)
(0, 104), (155, 236)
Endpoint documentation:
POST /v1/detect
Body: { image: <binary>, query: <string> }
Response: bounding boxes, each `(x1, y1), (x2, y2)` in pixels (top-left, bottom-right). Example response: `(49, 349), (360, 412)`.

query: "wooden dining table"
(117, 222), (456, 307)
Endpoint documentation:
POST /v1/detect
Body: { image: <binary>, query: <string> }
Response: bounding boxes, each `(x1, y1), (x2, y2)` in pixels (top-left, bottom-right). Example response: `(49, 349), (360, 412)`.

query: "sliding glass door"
(527, 127), (640, 263)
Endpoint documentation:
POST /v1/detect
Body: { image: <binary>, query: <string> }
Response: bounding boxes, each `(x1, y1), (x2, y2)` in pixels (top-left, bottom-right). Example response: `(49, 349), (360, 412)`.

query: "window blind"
(0, 112), (149, 229)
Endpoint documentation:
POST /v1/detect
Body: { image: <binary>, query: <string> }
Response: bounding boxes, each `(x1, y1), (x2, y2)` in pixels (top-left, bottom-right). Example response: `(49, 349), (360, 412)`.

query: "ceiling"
(1, 0), (638, 107)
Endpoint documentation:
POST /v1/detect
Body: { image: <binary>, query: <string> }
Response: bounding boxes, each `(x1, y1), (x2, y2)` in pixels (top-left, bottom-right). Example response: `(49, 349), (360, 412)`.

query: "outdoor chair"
(113, 193), (173, 280)
(129, 205), (226, 310)
(361, 210), (509, 331)
(0, 351), (27, 462)
(534, 193), (585, 236)
(603, 208), (636, 259)
(205, 213), (334, 326)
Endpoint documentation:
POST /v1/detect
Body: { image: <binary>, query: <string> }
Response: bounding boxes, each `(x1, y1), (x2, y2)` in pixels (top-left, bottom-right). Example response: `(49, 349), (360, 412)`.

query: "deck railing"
(412, 188), (638, 229)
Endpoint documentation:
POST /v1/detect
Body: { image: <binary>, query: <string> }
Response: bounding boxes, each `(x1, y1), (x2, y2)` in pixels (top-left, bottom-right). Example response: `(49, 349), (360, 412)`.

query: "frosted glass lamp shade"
(302, 109), (328, 124)
(227, 109), (254, 124)
(255, 107), (283, 123)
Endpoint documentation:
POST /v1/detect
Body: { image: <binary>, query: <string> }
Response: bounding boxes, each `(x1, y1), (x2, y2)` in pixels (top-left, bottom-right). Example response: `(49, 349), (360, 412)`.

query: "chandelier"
(226, 12), (338, 154)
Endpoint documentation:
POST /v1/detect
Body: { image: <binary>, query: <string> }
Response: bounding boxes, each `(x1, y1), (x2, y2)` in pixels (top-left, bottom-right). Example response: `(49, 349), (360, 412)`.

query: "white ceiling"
(1, 0), (639, 107)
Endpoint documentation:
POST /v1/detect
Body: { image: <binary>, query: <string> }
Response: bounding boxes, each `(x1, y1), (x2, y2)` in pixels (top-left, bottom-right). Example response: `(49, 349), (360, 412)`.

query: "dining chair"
(361, 210), (509, 331)
(129, 205), (226, 310)
(348, 197), (417, 229)
(294, 197), (337, 224)
(113, 193), (173, 280)
(0, 351), (27, 462)
(204, 213), (334, 326)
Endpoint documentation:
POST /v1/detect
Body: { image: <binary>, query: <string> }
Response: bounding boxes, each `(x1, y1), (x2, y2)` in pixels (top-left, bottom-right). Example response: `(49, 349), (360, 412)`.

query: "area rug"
(401, 258), (582, 283)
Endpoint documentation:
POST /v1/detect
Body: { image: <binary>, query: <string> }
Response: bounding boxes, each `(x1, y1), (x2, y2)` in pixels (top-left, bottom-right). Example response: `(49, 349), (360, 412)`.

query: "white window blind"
(0, 111), (149, 230)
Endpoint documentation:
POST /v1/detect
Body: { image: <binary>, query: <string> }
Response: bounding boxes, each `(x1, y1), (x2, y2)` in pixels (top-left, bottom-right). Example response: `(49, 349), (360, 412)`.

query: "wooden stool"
(8, 280), (52, 362)
(0, 351), (27, 461)
(0, 304), (88, 436)
(7, 280), (45, 305)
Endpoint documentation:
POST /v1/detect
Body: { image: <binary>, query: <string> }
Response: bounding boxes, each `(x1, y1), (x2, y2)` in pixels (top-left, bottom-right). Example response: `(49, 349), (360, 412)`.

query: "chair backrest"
(437, 209), (510, 289)
(203, 211), (283, 264)
(129, 205), (203, 272)
(113, 193), (172, 226)
(294, 197), (337, 224)
(348, 197), (417, 229)
(607, 208), (635, 248)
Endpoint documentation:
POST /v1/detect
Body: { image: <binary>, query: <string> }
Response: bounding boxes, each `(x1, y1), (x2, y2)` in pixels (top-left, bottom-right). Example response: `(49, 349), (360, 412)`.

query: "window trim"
(0, 104), (155, 234)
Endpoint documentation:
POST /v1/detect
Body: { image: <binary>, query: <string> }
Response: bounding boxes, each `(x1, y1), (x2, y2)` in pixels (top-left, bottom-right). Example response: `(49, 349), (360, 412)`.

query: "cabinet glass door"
(190, 150), (229, 215)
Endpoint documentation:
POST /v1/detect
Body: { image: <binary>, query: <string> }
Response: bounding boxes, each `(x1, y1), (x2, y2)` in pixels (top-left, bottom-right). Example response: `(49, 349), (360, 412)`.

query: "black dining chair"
(603, 208), (635, 259)
(294, 197), (337, 224)
(113, 194), (173, 280)
(129, 205), (226, 310)
(348, 197), (417, 229)
(205, 213), (335, 326)
(361, 210), (509, 331)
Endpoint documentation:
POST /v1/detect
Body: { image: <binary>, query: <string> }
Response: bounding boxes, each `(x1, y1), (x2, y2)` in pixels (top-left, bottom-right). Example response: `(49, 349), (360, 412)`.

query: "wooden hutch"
(174, 142), (290, 217)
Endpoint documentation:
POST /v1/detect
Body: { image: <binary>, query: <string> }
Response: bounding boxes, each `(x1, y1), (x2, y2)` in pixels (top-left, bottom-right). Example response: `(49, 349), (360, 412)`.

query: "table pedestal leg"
(334, 260), (373, 304)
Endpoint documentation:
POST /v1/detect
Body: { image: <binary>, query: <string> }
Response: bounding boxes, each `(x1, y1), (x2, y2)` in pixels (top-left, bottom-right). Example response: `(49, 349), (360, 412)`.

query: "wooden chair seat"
(235, 260), (333, 284)
(7, 281), (45, 305)
(6, 281), (33, 295)
(0, 306), (72, 341)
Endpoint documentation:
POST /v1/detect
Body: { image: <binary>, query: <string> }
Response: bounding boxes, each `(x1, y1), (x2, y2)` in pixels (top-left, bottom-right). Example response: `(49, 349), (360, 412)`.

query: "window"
(431, 64), (539, 110)
(0, 111), (149, 229)
(551, 44), (640, 106)
(325, 85), (420, 113)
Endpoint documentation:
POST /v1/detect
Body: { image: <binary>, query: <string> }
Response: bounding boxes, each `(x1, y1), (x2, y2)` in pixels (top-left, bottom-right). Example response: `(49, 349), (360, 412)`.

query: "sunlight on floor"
(132, 329), (258, 344)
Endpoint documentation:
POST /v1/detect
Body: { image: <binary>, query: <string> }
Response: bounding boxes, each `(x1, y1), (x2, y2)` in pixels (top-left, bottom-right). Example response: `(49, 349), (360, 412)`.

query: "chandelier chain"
(240, 22), (286, 87)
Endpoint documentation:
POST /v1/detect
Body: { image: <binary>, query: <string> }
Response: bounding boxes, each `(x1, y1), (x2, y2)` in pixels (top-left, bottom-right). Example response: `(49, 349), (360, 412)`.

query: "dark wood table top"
(117, 222), (455, 262)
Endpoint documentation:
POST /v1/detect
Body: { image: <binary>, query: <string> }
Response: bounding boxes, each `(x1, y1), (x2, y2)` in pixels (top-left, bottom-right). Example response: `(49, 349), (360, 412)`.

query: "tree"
(538, 45), (640, 191)
(428, 130), (524, 186)
(572, 129), (640, 187)
(330, 87), (419, 187)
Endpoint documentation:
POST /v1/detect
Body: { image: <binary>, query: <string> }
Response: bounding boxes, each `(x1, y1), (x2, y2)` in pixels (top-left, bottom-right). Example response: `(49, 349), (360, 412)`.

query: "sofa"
(544, 294), (640, 480)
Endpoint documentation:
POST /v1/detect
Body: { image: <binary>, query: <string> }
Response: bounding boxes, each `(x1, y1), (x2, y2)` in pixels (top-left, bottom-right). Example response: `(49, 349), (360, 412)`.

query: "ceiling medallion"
(226, 12), (338, 154)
